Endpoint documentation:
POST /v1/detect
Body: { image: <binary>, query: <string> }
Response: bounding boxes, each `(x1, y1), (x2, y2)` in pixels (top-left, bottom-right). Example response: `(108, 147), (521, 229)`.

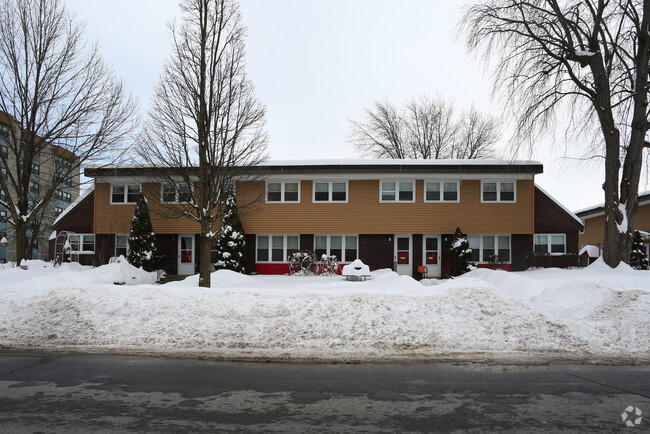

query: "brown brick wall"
(534, 188), (582, 254)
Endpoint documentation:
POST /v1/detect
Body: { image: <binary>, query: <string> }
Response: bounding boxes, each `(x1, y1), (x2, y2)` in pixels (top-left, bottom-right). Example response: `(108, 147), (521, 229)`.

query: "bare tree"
(0, 0), (136, 264)
(349, 95), (498, 159)
(138, 0), (268, 287)
(461, 0), (650, 267)
(452, 107), (500, 159)
(349, 100), (407, 158)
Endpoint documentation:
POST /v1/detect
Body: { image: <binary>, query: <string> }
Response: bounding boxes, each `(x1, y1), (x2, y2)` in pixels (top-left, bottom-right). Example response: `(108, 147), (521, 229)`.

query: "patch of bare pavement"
(0, 351), (648, 432)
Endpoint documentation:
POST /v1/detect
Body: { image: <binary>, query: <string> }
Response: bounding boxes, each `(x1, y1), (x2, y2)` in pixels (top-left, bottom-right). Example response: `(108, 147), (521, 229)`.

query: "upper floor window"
(0, 209), (6, 220)
(29, 181), (39, 194)
(267, 181), (299, 203)
(380, 180), (414, 202)
(162, 183), (192, 203)
(534, 234), (566, 254)
(111, 184), (141, 204)
(314, 181), (347, 202)
(425, 181), (459, 202)
(482, 181), (516, 203)
(54, 206), (63, 216)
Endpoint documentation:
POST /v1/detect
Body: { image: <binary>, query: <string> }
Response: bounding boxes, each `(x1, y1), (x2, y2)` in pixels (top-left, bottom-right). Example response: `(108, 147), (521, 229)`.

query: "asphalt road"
(0, 352), (648, 432)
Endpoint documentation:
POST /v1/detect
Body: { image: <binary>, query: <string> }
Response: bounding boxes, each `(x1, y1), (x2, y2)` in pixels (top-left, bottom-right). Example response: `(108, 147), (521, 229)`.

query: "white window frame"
(265, 181), (301, 203)
(68, 233), (95, 254)
(534, 233), (566, 255)
(468, 234), (511, 263)
(313, 234), (359, 263)
(110, 183), (141, 205)
(379, 180), (415, 203)
(256, 234), (300, 263)
(161, 183), (192, 204)
(312, 181), (349, 203)
(424, 180), (460, 203)
(481, 181), (517, 203)
(115, 233), (129, 257)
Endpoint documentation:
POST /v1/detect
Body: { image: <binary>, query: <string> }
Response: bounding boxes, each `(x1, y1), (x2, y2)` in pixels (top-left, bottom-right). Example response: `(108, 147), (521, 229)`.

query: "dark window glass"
(257, 236), (269, 261)
(551, 235), (565, 253)
(287, 236), (299, 260)
(112, 185), (125, 203)
(127, 185), (140, 203)
(272, 236), (284, 261)
(443, 183), (458, 201)
(468, 236), (480, 262)
(399, 182), (413, 201)
(314, 182), (329, 201)
(332, 183), (346, 201)
(483, 183), (497, 201)
(483, 236), (495, 261)
(425, 237), (438, 251)
(162, 184), (175, 202)
(500, 182), (515, 201)
(426, 182), (440, 201)
(397, 237), (409, 251)
(179, 184), (191, 202)
(267, 183), (281, 201)
(284, 183), (299, 202)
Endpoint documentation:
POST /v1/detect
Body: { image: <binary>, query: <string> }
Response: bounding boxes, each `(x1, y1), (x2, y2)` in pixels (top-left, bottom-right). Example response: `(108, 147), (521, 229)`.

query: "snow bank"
(0, 262), (647, 362)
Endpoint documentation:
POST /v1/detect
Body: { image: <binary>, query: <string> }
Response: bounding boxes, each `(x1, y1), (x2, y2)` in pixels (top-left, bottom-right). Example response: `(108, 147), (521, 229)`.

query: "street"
(0, 351), (648, 432)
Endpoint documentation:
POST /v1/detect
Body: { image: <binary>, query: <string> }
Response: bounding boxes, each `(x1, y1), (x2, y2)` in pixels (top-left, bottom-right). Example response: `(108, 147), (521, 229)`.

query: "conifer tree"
(127, 194), (157, 270)
(213, 192), (246, 273)
(446, 227), (471, 277)
(630, 230), (649, 270)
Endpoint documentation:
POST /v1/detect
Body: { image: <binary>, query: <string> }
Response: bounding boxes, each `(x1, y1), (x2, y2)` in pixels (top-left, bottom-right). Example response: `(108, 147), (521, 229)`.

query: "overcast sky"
(65, 0), (649, 212)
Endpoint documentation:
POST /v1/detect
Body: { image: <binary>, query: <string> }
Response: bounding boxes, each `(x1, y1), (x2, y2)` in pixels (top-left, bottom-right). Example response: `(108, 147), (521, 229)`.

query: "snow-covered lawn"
(0, 259), (648, 363)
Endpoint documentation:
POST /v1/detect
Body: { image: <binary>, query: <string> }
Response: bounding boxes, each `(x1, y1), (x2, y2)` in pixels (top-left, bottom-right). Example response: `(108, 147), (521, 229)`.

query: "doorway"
(177, 234), (195, 275)
(394, 234), (412, 276)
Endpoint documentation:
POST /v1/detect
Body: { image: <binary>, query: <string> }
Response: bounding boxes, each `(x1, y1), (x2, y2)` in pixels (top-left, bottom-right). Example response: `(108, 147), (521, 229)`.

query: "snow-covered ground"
(0, 259), (648, 363)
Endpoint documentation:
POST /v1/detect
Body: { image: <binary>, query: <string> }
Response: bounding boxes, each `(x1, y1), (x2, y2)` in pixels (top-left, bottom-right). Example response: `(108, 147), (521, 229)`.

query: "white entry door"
(423, 235), (442, 277)
(394, 234), (412, 276)
(178, 234), (195, 275)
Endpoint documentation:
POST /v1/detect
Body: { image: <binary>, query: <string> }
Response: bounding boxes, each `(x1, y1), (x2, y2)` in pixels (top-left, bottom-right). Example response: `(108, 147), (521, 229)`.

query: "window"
(425, 181), (459, 202)
(54, 206), (63, 215)
(68, 234), (95, 254)
(115, 234), (129, 257)
(266, 181), (300, 203)
(314, 234), (358, 262)
(111, 184), (141, 204)
(313, 181), (347, 202)
(381, 180), (414, 202)
(482, 181), (516, 202)
(162, 183), (192, 203)
(534, 234), (566, 254)
(468, 234), (511, 262)
(29, 181), (39, 194)
(256, 235), (300, 262)
(0, 209), (6, 220)
(64, 192), (72, 203)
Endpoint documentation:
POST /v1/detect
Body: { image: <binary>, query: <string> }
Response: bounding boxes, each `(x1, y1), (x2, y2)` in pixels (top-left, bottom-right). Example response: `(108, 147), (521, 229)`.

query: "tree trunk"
(199, 225), (212, 288)
(14, 219), (26, 265)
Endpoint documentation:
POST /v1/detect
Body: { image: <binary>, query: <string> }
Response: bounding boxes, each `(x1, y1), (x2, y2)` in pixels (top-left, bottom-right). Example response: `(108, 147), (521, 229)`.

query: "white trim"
(265, 181), (301, 203)
(68, 233), (95, 254)
(262, 173), (535, 182)
(313, 234), (358, 263)
(468, 234), (511, 263)
(533, 233), (567, 255)
(423, 180), (460, 203)
(256, 234), (301, 263)
(480, 180), (517, 203)
(110, 183), (141, 205)
(380, 179), (416, 203)
(312, 181), (349, 203)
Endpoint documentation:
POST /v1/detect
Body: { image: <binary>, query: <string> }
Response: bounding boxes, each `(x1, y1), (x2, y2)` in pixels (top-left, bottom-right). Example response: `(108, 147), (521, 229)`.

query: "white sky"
(65, 0), (649, 212)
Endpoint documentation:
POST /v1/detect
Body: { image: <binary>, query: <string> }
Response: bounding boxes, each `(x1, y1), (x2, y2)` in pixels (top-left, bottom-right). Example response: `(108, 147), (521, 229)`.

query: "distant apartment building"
(0, 113), (79, 263)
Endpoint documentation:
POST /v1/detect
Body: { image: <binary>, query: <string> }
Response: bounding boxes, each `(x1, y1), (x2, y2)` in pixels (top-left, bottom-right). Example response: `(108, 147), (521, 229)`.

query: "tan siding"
(94, 182), (201, 234)
(579, 202), (650, 248)
(239, 179), (535, 234)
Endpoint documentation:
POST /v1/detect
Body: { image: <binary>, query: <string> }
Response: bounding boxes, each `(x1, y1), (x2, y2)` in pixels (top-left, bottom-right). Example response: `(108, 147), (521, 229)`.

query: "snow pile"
(0, 261), (647, 362)
(465, 259), (650, 355)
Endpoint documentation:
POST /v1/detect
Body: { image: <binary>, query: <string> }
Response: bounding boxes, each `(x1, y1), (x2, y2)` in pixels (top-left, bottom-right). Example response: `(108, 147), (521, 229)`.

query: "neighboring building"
(67, 159), (583, 277)
(576, 190), (650, 258)
(49, 187), (95, 265)
(0, 113), (79, 263)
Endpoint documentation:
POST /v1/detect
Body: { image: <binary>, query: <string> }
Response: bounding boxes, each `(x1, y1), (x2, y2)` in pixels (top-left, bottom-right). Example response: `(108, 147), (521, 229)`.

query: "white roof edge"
(262, 158), (543, 166)
(52, 185), (94, 227)
(86, 158), (543, 170)
(535, 185), (584, 227)
(574, 189), (650, 216)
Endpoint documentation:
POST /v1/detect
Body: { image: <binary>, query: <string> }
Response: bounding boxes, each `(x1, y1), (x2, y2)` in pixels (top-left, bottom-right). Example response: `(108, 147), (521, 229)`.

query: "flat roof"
(85, 159), (544, 177)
